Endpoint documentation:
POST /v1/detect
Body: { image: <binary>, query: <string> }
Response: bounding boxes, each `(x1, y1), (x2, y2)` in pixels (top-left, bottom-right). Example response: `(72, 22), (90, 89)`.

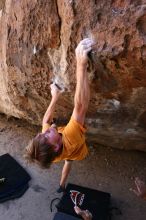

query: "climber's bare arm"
(72, 38), (95, 125)
(42, 83), (62, 126)
(60, 160), (72, 189)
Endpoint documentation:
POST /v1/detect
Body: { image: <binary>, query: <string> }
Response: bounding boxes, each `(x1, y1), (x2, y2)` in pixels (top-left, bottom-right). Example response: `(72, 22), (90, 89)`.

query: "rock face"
(0, 0), (146, 151)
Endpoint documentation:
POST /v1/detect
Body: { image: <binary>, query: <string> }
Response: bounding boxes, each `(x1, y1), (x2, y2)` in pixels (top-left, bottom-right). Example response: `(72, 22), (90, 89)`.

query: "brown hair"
(24, 133), (57, 168)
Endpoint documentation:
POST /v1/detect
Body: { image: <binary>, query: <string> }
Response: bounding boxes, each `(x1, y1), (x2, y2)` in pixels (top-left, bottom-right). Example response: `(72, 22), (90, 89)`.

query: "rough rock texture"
(0, 0), (146, 151)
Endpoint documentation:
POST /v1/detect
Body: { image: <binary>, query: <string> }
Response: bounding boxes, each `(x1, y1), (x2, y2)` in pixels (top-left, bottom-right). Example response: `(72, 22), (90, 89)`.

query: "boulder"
(0, 0), (146, 151)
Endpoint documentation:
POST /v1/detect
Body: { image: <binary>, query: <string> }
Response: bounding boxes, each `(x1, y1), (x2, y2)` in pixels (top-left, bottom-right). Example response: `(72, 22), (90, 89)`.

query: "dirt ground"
(0, 114), (146, 220)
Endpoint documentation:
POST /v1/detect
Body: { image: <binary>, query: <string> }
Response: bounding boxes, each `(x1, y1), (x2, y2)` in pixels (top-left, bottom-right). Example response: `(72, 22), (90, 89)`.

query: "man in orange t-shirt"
(26, 38), (95, 192)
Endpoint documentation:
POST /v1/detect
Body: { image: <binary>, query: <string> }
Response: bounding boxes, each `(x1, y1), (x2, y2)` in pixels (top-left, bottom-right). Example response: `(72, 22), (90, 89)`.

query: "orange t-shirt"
(42, 117), (88, 162)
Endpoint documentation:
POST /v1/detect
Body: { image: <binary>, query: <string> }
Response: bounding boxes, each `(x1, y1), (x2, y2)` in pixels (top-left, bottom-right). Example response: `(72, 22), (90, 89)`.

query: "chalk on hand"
(54, 83), (62, 91)
(51, 76), (65, 93)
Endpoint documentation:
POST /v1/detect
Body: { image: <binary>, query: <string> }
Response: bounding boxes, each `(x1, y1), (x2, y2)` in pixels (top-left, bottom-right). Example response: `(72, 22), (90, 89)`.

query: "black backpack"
(0, 153), (31, 203)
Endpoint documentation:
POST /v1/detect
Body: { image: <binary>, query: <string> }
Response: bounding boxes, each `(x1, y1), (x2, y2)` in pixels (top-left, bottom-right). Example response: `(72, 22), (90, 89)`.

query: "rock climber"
(25, 38), (95, 192)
